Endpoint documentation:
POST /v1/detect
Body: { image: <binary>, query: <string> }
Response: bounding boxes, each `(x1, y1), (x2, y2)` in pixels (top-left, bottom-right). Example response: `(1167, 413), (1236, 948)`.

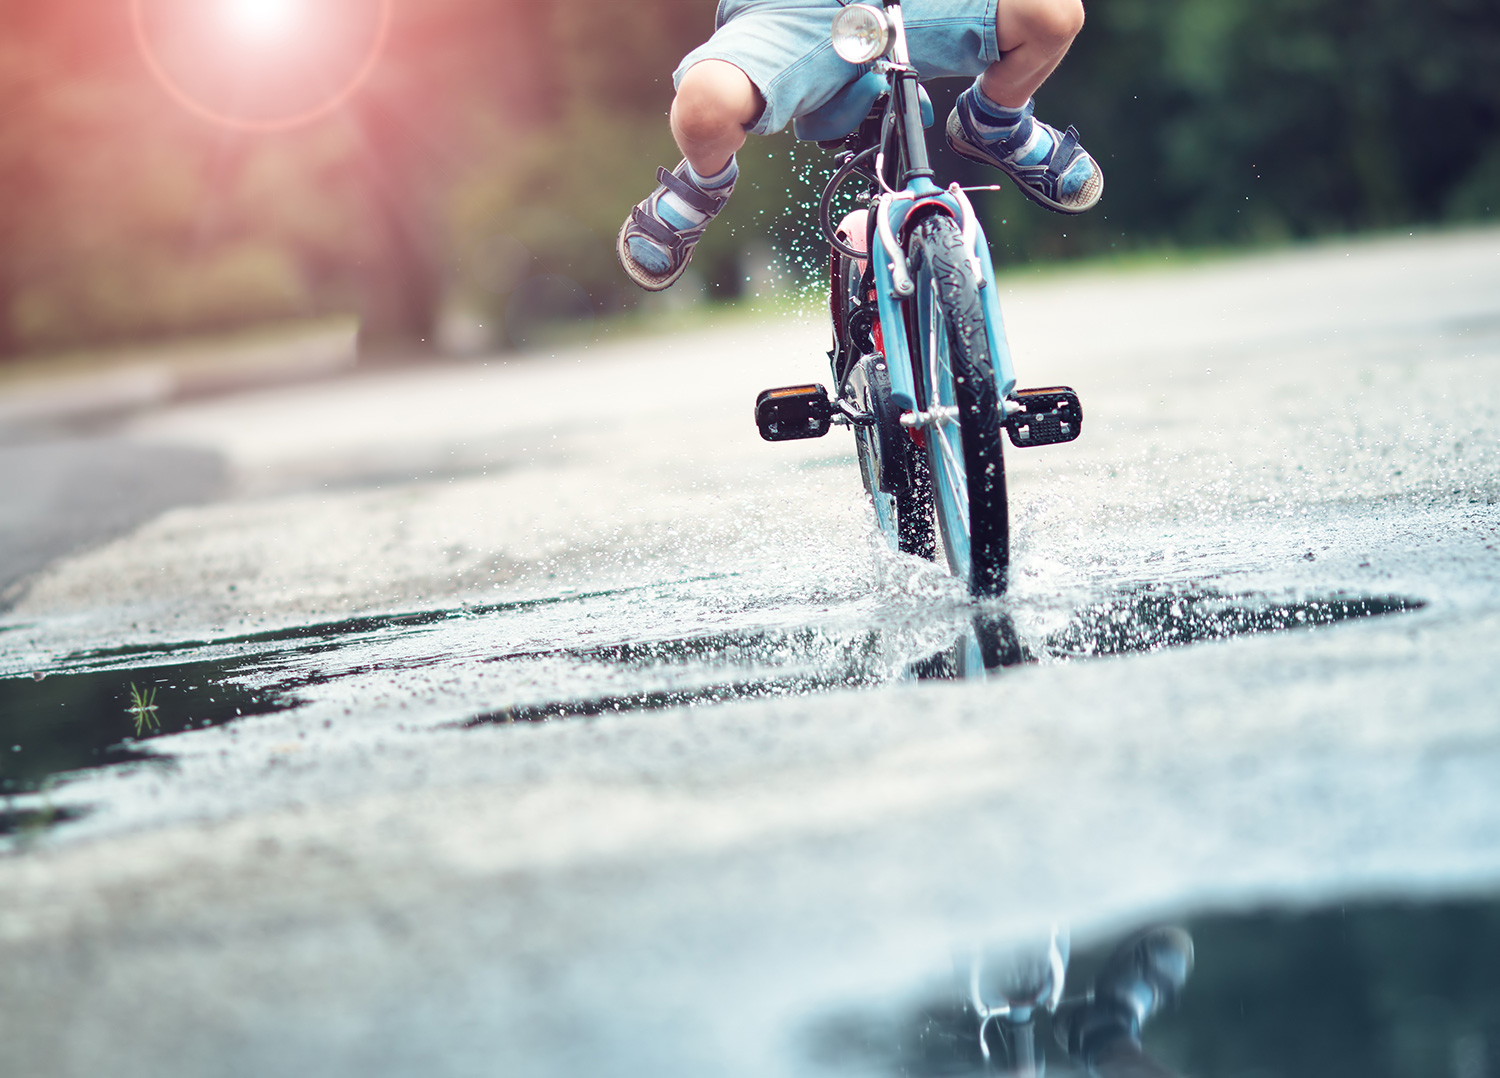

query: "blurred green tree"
(1031, 0), (1500, 252)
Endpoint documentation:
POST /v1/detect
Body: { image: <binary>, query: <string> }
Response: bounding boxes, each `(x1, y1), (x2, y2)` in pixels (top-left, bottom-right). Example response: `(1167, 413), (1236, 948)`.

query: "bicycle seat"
(793, 70), (934, 143)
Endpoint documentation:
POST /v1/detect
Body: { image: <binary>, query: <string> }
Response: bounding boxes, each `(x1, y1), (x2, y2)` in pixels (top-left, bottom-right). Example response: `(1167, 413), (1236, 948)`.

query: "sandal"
(617, 160), (734, 291)
(946, 97), (1102, 215)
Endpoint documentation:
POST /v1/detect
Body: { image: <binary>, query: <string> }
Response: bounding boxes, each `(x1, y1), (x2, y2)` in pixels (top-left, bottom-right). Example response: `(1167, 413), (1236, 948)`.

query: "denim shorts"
(675, 0), (1000, 136)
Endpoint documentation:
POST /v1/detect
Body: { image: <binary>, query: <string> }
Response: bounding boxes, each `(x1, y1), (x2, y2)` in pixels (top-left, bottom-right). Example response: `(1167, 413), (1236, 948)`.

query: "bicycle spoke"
(934, 429), (969, 532)
(927, 283), (955, 407)
(926, 278), (969, 536)
(924, 284), (936, 401)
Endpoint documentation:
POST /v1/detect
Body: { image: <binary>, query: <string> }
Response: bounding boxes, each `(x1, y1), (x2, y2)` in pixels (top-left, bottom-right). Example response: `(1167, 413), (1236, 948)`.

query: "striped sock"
(962, 84), (1030, 139)
(959, 83), (1055, 169)
(687, 158), (737, 191)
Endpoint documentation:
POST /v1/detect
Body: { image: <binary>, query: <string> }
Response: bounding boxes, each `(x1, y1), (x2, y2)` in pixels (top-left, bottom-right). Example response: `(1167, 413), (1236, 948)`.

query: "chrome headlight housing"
(830, 4), (890, 65)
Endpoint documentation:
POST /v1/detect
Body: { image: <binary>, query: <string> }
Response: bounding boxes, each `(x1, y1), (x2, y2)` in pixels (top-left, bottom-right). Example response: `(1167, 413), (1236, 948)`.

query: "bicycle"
(753, 0), (1083, 596)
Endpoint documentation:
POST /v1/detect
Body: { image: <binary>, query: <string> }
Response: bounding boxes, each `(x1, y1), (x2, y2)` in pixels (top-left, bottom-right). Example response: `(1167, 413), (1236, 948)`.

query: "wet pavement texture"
(0, 229), (1498, 1076)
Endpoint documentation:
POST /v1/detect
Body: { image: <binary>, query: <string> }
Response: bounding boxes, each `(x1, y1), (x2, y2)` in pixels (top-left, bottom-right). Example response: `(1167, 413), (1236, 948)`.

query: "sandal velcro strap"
(655, 165), (727, 216)
(946, 103), (1100, 215)
(1045, 126), (1083, 182)
(629, 205), (684, 252)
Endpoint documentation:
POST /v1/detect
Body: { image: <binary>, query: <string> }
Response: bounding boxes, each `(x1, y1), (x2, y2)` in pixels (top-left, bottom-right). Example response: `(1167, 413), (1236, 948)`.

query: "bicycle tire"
(848, 354), (935, 559)
(907, 215), (1010, 595)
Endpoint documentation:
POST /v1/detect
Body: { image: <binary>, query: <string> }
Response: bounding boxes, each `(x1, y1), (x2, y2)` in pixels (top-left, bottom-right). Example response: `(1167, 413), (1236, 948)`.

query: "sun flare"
(133, 0), (393, 130)
(221, 0), (303, 40)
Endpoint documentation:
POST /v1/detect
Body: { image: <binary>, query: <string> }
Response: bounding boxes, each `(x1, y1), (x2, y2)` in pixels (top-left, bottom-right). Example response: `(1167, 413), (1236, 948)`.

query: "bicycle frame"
(857, 0), (1018, 413)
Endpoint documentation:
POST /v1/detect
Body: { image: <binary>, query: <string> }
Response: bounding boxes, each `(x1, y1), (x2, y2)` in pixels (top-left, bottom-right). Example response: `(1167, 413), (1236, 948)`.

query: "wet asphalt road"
(1, 228), (1498, 1077)
(0, 439), (224, 602)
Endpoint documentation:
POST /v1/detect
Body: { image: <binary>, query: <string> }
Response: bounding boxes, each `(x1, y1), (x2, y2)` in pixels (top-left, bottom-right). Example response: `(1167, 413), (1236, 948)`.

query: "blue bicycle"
(755, 0), (1082, 596)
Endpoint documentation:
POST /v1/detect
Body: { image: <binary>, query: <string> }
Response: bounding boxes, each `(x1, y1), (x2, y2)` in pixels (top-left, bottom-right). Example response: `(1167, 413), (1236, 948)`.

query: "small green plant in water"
(127, 683), (160, 736)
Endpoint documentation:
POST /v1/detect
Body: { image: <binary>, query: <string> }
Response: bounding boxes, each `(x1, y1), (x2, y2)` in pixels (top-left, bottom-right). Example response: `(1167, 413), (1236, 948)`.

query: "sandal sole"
(616, 216), (691, 292)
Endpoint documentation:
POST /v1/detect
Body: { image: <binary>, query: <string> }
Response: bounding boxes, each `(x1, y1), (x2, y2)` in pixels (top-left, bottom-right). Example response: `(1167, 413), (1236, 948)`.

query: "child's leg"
(619, 0), (863, 292)
(617, 61), (757, 292)
(981, 0), (1086, 108)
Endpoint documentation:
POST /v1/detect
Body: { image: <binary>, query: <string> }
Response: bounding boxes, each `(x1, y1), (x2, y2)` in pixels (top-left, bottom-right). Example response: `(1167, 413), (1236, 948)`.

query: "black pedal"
(1005, 387), (1082, 447)
(755, 384), (833, 441)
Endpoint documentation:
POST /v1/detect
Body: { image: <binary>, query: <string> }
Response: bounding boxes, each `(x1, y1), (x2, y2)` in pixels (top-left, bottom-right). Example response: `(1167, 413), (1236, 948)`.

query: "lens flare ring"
(130, 0), (394, 132)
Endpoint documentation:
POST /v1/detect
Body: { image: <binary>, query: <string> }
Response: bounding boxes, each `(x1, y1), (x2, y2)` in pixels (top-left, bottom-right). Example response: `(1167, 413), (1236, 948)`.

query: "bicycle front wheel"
(908, 215), (1010, 595)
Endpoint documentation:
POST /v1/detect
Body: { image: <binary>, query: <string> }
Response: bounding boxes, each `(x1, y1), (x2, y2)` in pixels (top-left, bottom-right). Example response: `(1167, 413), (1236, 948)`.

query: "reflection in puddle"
(806, 896), (1500, 1078)
(907, 615), (1027, 680)
(810, 925), (1192, 1078)
(909, 589), (1420, 680)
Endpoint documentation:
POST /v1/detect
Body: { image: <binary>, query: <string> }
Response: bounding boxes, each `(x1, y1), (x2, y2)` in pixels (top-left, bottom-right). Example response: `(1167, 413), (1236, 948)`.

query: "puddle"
(467, 624), (898, 725)
(58, 577), (734, 666)
(1042, 589), (1421, 659)
(0, 583), (1426, 837)
(467, 674), (848, 725)
(804, 894), (1500, 1078)
(0, 660), (292, 796)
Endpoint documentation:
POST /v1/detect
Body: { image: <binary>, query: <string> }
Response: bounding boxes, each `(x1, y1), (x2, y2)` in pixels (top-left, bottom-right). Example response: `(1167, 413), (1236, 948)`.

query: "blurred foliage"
(0, 0), (1496, 359)
(1025, 0), (1500, 254)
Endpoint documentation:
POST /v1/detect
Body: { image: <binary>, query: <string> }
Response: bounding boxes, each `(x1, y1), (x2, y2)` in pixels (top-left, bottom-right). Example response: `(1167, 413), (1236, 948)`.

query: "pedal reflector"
(1005, 387), (1082, 447)
(755, 384), (833, 441)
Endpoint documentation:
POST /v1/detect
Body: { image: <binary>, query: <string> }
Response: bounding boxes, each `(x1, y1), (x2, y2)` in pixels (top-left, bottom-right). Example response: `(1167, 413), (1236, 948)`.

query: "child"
(618, 0), (1101, 291)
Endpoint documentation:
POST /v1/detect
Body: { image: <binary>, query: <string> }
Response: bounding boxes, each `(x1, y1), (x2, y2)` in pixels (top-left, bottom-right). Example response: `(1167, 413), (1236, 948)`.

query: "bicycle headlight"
(830, 4), (890, 65)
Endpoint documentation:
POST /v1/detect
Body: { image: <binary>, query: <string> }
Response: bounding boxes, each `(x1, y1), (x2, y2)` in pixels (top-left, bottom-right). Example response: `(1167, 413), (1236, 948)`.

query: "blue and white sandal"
(946, 99), (1103, 215)
(617, 160), (734, 292)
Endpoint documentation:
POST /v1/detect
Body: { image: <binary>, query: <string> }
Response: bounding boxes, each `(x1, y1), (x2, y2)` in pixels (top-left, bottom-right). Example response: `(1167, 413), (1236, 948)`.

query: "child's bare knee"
(1038, 0), (1085, 43)
(673, 94), (739, 145)
(1005, 0), (1084, 46)
(673, 61), (758, 143)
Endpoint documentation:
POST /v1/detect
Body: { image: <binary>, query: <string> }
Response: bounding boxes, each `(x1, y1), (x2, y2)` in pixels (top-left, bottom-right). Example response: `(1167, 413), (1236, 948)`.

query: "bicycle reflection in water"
(809, 924), (1195, 1077)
